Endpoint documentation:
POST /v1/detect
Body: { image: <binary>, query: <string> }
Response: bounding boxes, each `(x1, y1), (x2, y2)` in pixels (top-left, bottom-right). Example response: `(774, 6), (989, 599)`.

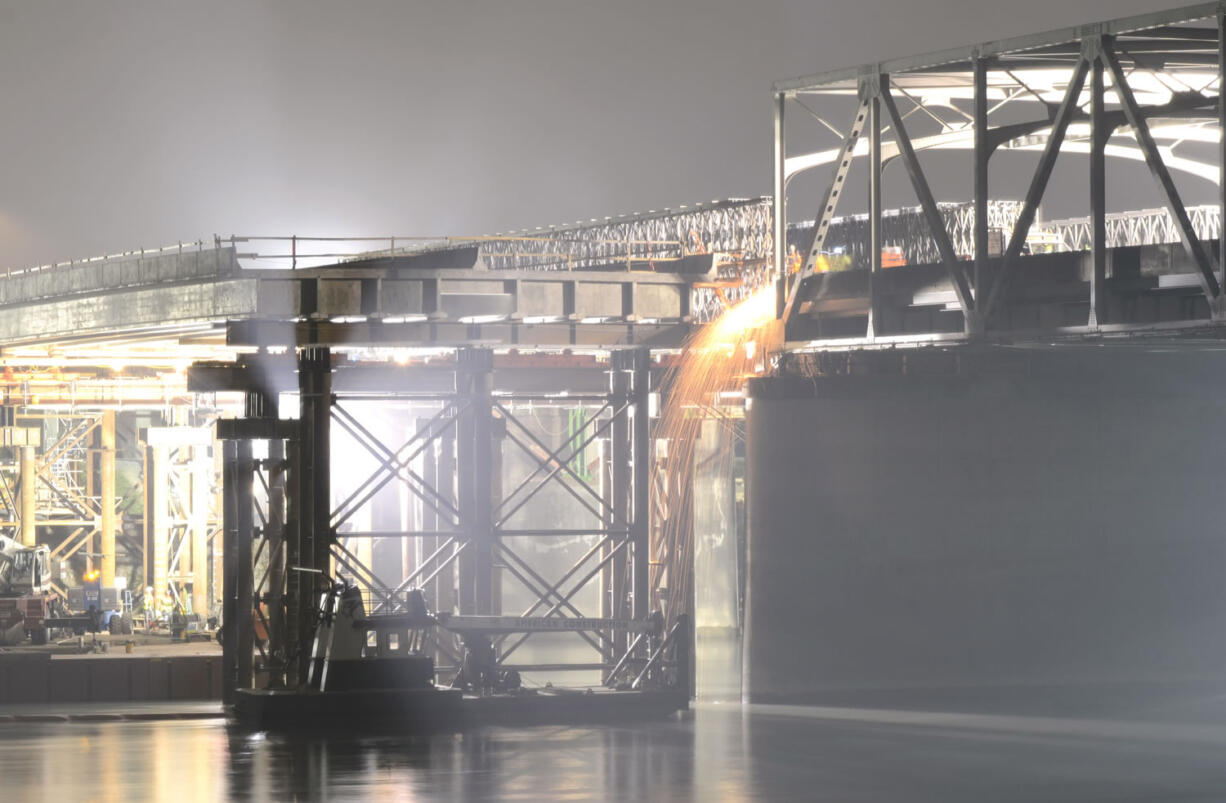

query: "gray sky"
(0, 0), (1198, 267)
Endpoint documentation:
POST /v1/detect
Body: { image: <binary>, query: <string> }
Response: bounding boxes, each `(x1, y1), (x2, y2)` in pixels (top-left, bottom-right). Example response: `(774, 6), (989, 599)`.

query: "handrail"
(2, 237), (220, 280)
(225, 233), (689, 271)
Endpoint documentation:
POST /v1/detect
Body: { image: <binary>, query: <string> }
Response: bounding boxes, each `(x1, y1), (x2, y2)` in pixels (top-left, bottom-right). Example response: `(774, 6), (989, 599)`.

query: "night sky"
(0, 0), (1197, 268)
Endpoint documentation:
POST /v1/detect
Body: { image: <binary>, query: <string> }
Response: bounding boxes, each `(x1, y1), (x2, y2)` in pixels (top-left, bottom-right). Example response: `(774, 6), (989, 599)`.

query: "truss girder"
(774, 4), (1226, 342)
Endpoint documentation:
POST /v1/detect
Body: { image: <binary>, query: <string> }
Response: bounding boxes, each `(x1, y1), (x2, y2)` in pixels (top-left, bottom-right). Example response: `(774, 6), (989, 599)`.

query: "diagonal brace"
(1102, 38), (1222, 305)
(879, 78), (977, 322)
(783, 97), (871, 323)
(982, 57), (1090, 322)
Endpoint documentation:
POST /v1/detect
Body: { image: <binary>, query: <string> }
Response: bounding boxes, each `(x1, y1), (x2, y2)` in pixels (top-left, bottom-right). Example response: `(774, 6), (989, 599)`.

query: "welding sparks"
(651, 286), (781, 622)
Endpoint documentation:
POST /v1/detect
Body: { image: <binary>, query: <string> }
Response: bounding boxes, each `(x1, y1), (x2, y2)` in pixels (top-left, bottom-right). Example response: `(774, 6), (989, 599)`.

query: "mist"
(0, 0), (1195, 268)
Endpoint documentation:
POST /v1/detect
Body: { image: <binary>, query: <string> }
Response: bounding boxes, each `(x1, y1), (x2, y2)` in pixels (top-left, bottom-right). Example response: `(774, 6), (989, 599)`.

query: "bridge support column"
(235, 439), (255, 692)
(296, 347), (332, 680)
(189, 442), (211, 617)
(264, 438), (286, 685)
(149, 444), (169, 616)
(18, 445), (35, 547)
(221, 440), (238, 703)
(610, 352), (633, 655)
(99, 411), (116, 589)
(627, 348), (651, 623)
(457, 348), (495, 615)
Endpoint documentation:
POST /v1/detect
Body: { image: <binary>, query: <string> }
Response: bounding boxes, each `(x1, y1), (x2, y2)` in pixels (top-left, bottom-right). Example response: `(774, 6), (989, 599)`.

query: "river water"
(4, 703), (1226, 801)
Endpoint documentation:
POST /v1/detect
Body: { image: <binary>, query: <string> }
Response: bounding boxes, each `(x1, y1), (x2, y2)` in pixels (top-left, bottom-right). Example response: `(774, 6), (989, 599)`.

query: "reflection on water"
(0, 711), (746, 803)
(6, 704), (1226, 801)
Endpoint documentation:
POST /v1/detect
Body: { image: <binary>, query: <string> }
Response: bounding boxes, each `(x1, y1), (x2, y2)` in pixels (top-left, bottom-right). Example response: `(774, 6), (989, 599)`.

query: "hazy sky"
(0, 0), (1197, 267)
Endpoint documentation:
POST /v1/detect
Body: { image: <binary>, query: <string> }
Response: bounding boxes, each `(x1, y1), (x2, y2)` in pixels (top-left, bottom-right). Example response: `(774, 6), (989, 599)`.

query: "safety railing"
(225, 234), (689, 272)
(2, 237), (222, 281)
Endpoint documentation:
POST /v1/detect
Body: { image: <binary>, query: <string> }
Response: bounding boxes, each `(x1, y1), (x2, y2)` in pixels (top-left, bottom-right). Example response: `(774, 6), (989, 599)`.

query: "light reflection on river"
(0, 709), (747, 803)
(5, 705), (1226, 801)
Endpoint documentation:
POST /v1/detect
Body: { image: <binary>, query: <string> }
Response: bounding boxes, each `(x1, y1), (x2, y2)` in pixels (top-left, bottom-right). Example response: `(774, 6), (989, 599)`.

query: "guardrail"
(225, 234), (689, 272)
(0, 238), (235, 310)
(3, 238), (221, 280)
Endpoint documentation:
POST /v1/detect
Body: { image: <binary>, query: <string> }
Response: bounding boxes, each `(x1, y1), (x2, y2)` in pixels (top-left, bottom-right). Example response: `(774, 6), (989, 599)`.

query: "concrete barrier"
(0, 655), (222, 704)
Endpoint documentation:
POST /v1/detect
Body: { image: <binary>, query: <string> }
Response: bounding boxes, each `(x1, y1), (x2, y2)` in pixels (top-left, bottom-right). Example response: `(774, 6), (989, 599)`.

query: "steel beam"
(879, 79), (976, 328)
(189, 443), (211, 617)
(221, 440), (238, 703)
(457, 348), (495, 615)
(1103, 38), (1223, 306)
(773, 3), (1219, 92)
(437, 424), (457, 617)
(283, 438), (303, 685)
(1218, 6), (1225, 292)
(417, 417), (438, 611)
(150, 444), (169, 615)
(264, 438), (285, 685)
(774, 91), (787, 314)
(235, 439), (255, 691)
(628, 348), (651, 622)
(298, 347), (332, 586)
(610, 360), (632, 650)
(783, 98), (872, 324)
(1090, 51), (1109, 328)
(18, 446), (35, 547)
(495, 403), (622, 528)
(973, 55), (989, 335)
(868, 90), (883, 339)
(99, 412), (116, 588)
(982, 57), (1090, 324)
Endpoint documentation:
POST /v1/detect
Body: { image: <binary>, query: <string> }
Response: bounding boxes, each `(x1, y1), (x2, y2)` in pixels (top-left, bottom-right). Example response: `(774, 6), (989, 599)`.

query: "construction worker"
(787, 244), (802, 274)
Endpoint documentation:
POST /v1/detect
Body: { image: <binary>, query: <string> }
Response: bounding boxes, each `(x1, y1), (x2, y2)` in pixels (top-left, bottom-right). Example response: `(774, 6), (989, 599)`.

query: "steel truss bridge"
(0, 233), (720, 699)
(7, 2), (1226, 701)
(774, 2), (1226, 347)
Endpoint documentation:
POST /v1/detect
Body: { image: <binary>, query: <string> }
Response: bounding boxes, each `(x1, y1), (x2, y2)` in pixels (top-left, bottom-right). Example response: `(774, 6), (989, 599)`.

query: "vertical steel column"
(456, 368), (474, 614)
(972, 56), (989, 335)
(489, 415), (503, 616)
(85, 434), (96, 575)
(143, 445), (152, 600)
(867, 86), (883, 339)
(99, 411), (116, 588)
(18, 445), (35, 547)
(150, 444), (169, 616)
(211, 444), (223, 629)
(265, 438), (286, 685)
(236, 439), (255, 691)
(456, 348), (494, 614)
(417, 417), (438, 607)
(309, 351), (333, 576)
(599, 435), (616, 674)
(400, 419), (419, 593)
(1090, 48), (1108, 328)
(297, 347), (332, 607)
(1220, 7), (1226, 292)
(610, 353), (632, 632)
(221, 440), (238, 703)
(629, 348), (651, 621)
(773, 91), (788, 317)
(189, 444), (210, 617)
(294, 347), (331, 683)
(437, 425), (457, 615)
(284, 438), (303, 685)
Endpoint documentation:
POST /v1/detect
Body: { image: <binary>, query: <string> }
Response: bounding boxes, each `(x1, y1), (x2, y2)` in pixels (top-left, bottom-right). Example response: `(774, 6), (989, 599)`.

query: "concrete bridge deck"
(0, 241), (706, 353)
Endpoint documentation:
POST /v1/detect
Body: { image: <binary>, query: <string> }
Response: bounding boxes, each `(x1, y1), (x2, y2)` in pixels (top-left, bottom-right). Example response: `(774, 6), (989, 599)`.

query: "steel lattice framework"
(774, 2), (1226, 344)
(1039, 205), (1222, 250)
(200, 348), (669, 695)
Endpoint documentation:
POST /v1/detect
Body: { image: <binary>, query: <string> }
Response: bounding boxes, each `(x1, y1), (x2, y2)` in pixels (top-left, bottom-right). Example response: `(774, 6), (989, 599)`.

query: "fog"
(0, 0), (1196, 268)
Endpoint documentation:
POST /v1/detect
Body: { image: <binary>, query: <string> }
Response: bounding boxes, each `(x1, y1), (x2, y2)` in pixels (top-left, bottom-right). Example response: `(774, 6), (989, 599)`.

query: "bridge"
(5, 1), (1226, 703)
